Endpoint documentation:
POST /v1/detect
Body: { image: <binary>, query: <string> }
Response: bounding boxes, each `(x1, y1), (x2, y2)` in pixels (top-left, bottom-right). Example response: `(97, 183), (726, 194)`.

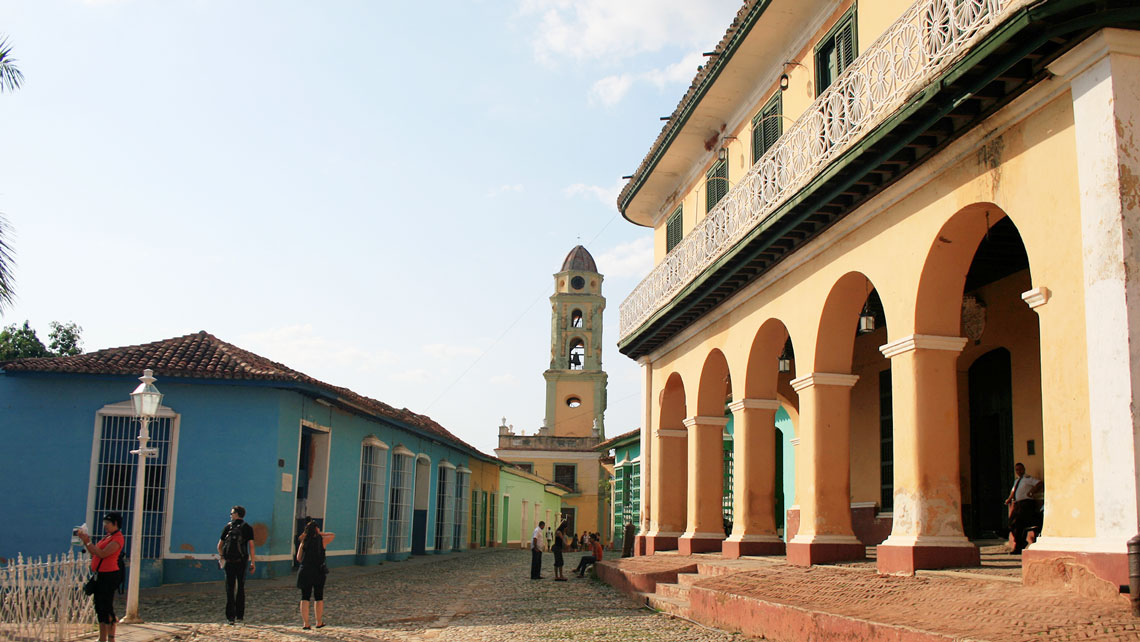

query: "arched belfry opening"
(568, 338), (585, 370)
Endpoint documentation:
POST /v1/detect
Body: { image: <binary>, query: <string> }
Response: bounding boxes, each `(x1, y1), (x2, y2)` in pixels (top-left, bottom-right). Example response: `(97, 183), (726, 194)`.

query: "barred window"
(387, 449), (414, 553)
(357, 439), (388, 555)
(435, 464), (455, 551)
(454, 468), (470, 550)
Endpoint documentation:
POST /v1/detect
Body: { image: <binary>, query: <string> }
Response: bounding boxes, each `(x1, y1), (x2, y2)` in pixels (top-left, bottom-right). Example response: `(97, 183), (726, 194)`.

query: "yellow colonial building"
(496, 246), (610, 540)
(619, 0), (1140, 594)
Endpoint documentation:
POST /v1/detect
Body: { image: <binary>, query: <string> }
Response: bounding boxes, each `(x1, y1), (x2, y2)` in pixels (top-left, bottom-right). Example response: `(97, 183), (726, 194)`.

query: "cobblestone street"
(130, 549), (738, 642)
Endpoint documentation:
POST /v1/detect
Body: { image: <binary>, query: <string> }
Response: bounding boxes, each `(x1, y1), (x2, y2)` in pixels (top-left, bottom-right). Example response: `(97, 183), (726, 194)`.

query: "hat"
(101, 512), (123, 527)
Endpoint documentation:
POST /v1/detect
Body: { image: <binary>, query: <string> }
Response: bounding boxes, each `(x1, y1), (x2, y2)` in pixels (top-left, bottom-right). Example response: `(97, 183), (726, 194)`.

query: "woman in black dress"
(296, 521), (334, 629)
(552, 521), (568, 581)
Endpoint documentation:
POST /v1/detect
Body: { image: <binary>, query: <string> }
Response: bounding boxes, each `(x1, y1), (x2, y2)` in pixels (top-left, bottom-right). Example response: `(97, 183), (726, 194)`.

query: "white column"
(1049, 28), (1140, 550)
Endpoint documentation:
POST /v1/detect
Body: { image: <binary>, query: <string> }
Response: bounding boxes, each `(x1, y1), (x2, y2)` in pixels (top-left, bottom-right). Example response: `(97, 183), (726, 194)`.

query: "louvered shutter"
(836, 18), (856, 75)
(666, 207), (683, 253)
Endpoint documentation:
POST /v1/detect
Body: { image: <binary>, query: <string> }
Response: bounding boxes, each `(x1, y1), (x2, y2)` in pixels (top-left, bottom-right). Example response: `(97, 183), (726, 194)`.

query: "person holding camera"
(77, 512), (124, 642)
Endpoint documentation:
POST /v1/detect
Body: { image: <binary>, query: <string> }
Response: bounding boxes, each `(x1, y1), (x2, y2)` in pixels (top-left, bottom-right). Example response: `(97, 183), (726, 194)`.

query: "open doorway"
(968, 348), (1015, 539)
(411, 455), (430, 555)
(294, 425), (330, 564)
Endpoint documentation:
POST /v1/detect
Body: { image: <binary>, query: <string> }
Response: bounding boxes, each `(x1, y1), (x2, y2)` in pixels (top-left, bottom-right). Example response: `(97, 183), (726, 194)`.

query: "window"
(630, 462), (641, 526)
(752, 93), (783, 163)
(470, 490), (480, 546)
(613, 466), (624, 539)
(570, 309), (583, 328)
(722, 437), (734, 524)
(554, 464), (576, 491)
(706, 160), (728, 213)
(435, 464), (455, 551)
(568, 338), (585, 370)
(815, 6), (857, 95)
(454, 468), (470, 550)
(665, 206), (683, 253)
(566, 397), (581, 408)
(92, 412), (174, 560)
(387, 448), (414, 553)
(488, 492), (497, 545)
(357, 439), (388, 555)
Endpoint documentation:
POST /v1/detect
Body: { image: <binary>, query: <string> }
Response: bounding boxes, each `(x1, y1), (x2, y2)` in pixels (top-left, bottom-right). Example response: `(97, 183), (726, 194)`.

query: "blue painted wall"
(0, 370), (477, 586)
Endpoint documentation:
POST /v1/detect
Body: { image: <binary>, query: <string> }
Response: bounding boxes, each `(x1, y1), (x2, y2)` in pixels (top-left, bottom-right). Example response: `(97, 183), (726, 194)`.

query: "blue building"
(0, 331), (488, 586)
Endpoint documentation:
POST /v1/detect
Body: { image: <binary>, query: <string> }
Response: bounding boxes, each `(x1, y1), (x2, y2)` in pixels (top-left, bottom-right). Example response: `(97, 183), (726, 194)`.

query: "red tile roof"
(1, 330), (484, 456)
(596, 427), (641, 451)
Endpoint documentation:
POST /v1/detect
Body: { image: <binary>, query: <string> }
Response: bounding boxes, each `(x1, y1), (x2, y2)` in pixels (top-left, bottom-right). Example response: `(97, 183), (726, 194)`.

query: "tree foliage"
(0, 320), (84, 361)
(0, 36), (24, 93)
(0, 36), (20, 313)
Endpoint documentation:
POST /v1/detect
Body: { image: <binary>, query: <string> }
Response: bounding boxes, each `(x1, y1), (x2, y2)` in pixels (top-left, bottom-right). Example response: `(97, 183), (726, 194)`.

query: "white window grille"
(454, 469), (470, 550)
(488, 492), (497, 546)
(631, 462), (641, 526)
(435, 464), (455, 551)
(92, 413), (173, 560)
(356, 439), (388, 555)
(387, 449), (413, 553)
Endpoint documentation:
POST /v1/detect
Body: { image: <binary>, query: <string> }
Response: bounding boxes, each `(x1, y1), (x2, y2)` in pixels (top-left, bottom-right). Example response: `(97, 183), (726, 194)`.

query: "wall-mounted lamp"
(717, 147), (728, 162)
(779, 74), (790, 91)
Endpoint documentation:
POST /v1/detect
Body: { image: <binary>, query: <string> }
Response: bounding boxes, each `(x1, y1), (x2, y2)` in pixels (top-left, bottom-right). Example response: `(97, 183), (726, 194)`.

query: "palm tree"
(0, 36), (20, 312)
(0, 36), (23, 92)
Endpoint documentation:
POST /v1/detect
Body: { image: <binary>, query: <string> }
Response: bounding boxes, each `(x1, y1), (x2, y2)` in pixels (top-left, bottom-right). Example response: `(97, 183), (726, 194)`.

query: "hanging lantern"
(858, 304), (876, 334)
(777, 338), (793, 373)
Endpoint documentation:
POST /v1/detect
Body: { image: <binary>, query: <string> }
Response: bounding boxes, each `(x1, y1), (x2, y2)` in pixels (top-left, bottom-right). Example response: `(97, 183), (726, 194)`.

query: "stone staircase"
(642, 561), (741, 617)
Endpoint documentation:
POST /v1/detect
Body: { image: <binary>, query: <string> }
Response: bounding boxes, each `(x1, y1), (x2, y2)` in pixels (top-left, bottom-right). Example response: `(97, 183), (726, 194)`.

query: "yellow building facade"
(619, 0), (1140, 593)
(496, 246), (610, 540)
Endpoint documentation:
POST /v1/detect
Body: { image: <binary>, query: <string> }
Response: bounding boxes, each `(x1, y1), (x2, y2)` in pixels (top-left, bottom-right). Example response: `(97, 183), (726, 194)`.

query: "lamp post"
(122, 369), (162, 623)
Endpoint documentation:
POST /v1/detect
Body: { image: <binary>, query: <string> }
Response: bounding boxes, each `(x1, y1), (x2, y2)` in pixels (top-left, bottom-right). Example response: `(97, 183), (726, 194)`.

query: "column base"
(786, 535), (865, 566)
(634, 535), (647, 556)
(1022, 538), (1129, 600)
(876, 537), (979, 575)
(645, 533), (680, 554)
(678, 533), (725, 555)
(722, 535), (785, 559)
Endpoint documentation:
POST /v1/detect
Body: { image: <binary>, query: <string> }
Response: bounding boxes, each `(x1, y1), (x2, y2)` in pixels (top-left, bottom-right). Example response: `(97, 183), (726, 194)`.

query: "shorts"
(300, 580), (325, 601)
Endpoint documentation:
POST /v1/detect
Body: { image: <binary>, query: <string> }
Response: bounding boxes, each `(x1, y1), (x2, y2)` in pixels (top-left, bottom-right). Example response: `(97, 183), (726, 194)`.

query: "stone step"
(676, 573), (703, 587)
(655, 582), (690, 599)
(646, 593), (690, 618)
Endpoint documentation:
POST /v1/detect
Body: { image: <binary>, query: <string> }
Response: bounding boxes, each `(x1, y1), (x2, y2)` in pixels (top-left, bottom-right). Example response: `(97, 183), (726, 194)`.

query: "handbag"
(82, 554), (104, 596)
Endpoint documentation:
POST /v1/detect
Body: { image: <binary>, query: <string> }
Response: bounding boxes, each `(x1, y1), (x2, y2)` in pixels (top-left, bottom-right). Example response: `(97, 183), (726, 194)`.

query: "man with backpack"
(217, 505), (256, 625)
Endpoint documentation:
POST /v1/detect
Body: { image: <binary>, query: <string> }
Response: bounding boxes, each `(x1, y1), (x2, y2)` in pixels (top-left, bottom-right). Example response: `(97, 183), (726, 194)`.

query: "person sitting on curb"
(574, 532), (603, 578)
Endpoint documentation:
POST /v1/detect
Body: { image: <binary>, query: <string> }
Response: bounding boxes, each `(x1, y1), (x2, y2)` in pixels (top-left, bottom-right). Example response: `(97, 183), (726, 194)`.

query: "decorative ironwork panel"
(356, 444), (387, 555)
(387, 453), (413, 553)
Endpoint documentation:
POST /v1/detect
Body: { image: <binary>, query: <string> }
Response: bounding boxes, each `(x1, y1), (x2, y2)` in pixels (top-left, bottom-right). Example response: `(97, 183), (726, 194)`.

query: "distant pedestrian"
(1004, 463), (1043, 554)
(296, 520), (335, 630)
(552, 521), (568, 581)
(570, 532), (579, 551)
(530, 520), (546, 579)
(574, 532), (604, 578)
(77, 512), (124, 642)
(218, 505), (256, 625)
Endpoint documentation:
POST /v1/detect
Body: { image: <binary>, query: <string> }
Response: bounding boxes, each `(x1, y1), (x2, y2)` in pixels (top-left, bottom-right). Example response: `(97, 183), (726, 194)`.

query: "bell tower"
(544, 245), (607, 439)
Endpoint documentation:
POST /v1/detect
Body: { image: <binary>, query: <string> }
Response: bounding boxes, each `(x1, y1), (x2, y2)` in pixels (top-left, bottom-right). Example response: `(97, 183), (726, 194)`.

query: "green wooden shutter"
(706, 160), (728, 212)
(753, 93), (783, 163)
(666, 206), (683, 253)
(836, 17), (857, 75)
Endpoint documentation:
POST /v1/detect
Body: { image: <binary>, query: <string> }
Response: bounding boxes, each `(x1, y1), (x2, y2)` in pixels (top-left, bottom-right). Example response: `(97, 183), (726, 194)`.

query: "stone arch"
(745, 318), (794, 399)
(696, 349), (732, 417)
(648, 371), (688, 552)
(813, 271), (882, 373)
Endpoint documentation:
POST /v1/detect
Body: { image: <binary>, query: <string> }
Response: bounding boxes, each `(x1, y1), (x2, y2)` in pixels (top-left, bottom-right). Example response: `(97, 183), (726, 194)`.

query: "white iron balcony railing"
(619, 0), (1026, 341)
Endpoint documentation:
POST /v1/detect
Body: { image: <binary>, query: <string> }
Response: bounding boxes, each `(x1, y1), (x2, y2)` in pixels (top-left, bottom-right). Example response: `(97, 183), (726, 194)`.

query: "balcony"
(618, 0), (1047, 351)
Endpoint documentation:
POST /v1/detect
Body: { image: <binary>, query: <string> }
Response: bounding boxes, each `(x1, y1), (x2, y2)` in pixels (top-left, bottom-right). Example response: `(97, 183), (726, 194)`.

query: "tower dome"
(560, 245), (598, 273)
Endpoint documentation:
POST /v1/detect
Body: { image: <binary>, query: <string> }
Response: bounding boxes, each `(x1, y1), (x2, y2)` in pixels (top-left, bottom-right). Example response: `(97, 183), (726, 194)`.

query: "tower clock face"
(570, 276), (585, 290)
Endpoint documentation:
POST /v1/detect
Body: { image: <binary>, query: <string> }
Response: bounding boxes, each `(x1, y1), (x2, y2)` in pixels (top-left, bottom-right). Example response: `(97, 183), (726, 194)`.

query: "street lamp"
(122, 369), (162, 623)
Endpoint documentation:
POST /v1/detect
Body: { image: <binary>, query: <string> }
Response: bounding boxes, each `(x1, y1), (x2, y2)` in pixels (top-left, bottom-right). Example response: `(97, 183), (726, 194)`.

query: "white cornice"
(682, 416), (730, 428)
(1021, 287), (1050, 309)
(654, 429), (687, 438)
(879, 334), (968, 359)
(1047, 28), (1140, 81)
(727, 399), (780, 412)
(790, 373), (859, 391)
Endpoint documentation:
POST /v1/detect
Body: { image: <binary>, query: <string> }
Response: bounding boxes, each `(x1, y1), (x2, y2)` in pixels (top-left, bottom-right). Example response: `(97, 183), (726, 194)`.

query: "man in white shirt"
(1005, 462), (1043, 554)
(530, 520), (546, 580)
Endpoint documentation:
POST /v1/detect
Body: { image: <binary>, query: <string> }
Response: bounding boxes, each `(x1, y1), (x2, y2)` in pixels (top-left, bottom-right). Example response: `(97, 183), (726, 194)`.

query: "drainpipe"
(1129, 534), (1140, 616)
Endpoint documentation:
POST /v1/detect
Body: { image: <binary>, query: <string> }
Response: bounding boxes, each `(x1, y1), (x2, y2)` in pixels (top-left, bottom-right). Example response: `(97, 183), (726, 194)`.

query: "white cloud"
(490, 374), (518, 386)
(589, 74), (634, 106)
(643, 51), (705, 89)
(424, 343), (483, 360)
(238, 324), (396, 376)
(596, 236), (653, 279)
(564, 178), (624, 207)
(519, 0), (739, 64)
(389, 368), (432, 383)
(486, 184), (524, 198)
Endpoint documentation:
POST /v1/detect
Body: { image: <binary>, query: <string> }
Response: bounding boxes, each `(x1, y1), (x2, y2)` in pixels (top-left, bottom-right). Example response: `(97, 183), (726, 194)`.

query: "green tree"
(0, 37), (21, 314)
(0, 321), (49, 360)
(48, 321), (83, 356)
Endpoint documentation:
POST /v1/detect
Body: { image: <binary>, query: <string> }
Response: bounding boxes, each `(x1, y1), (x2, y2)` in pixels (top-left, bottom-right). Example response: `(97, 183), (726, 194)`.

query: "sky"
(0, 0), (740, 454)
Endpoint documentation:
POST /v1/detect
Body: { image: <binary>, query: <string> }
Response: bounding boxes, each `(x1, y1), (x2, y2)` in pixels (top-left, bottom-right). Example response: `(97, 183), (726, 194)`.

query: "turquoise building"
(0, 332), (490, 586)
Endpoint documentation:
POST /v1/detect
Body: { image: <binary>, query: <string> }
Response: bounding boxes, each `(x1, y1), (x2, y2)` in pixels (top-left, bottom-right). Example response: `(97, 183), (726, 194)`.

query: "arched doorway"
(967, 348), (1014, 538)
(647, 372), (687, 553)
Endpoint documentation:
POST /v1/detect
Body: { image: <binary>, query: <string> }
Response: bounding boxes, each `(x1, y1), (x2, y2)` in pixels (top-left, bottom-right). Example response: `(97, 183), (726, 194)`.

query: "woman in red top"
(77, 512), (124, 642)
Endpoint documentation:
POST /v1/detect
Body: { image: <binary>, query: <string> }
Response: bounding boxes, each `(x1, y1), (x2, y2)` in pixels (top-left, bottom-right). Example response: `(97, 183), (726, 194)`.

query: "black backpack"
(222, 521), (246, 562)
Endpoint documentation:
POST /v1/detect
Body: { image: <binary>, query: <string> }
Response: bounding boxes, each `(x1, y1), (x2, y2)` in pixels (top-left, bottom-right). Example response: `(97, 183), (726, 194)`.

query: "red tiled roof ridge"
(0, 330), (485, 457)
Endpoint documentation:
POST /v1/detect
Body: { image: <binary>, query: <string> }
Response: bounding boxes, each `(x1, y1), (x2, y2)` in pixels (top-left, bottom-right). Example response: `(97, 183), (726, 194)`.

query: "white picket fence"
(0, 552), (96, 642)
